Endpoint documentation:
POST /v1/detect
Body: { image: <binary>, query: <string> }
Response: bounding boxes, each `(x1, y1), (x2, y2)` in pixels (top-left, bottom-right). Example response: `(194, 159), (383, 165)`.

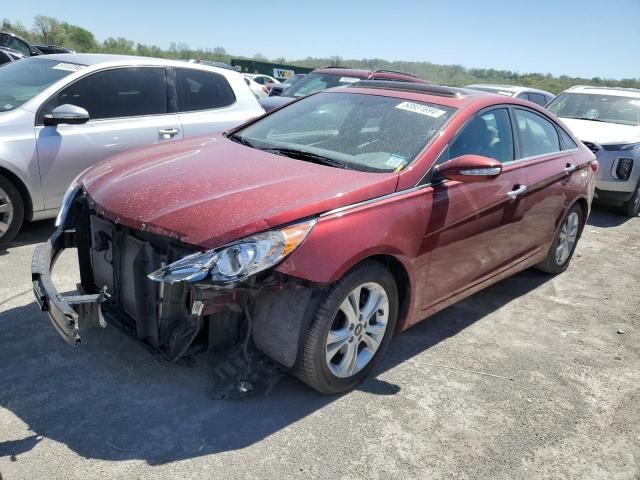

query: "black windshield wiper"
(228, 133), (256, 148)
(263, 148), (352, 169)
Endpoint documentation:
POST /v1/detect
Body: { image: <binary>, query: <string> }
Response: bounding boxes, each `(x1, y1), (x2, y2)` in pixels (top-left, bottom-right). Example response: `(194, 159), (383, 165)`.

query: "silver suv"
(0, 54), (263, 246)
(547, 86), (640, 217)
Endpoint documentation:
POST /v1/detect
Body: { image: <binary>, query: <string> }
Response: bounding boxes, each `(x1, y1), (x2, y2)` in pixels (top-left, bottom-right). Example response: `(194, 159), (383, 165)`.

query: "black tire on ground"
(535, 203), (584, 275)
(298, 260), (398, 394)
(621, 181), (640, 217)
(0, 175), (24, 248)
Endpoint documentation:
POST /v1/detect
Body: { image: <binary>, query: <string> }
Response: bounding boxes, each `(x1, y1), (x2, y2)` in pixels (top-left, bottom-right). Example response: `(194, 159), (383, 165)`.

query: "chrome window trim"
(319, 185), (431, 218)
(502, 148), (579, 167)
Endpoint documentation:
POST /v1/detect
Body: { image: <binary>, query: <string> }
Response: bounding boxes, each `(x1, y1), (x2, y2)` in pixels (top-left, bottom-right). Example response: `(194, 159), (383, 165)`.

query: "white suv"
(548, 86), (640, 216)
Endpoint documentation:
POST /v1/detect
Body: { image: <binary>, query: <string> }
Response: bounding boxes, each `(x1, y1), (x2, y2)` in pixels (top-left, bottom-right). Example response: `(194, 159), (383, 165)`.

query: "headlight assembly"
(147, 218), (317, 284)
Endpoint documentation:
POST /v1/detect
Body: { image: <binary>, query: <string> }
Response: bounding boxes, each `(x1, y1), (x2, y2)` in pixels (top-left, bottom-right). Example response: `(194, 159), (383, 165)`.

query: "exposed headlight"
(613, 158), (634, 181)
(147, 219), (317, 284)
(55, 181), (82, 228)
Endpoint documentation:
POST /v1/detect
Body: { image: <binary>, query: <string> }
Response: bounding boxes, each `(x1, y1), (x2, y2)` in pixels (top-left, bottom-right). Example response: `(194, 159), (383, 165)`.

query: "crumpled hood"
(81, 134), (397, 249)
(561, 118), (640, 145)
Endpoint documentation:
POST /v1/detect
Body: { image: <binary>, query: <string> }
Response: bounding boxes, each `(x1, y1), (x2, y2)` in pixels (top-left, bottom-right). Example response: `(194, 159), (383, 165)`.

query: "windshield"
(547, 92), (640, 126)
(230, 92), (456, 172)
(0, 57), (85, 112)
(283, 72), (365, 97)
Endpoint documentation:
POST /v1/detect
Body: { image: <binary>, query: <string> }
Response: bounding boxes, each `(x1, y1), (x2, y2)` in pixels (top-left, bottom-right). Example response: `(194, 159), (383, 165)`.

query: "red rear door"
(510, 108), (590, 256)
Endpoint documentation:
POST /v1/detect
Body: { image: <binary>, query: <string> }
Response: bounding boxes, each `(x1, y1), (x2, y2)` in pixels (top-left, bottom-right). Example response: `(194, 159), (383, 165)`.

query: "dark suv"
(0, 31), (72, 58)
(260, 67), (430, 111)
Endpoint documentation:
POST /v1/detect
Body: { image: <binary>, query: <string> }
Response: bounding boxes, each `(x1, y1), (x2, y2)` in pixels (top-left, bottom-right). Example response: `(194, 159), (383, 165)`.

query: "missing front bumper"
(31, 228), (108, 345)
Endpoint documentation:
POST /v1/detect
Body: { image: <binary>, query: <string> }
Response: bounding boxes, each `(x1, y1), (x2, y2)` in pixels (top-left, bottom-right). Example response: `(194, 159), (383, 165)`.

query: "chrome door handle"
(507, 185), (527, 199)
(159, 128), (179, 138)
(564, 163), (577, 174)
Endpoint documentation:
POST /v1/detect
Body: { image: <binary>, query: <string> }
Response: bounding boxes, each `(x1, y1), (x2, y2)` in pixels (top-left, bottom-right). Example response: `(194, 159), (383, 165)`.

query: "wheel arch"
(0, 165), (33, 221)
(573, 196), (590, 238)
(362, 254), (412, 330)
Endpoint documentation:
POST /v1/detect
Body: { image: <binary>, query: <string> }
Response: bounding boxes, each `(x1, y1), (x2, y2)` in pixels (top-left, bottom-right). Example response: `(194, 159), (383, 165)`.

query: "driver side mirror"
(435, 154), (502, 182)
(43, 104), (90, 126)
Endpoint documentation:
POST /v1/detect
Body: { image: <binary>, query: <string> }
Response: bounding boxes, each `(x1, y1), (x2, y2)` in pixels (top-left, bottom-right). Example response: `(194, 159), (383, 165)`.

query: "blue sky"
(3, 0), (639, 79)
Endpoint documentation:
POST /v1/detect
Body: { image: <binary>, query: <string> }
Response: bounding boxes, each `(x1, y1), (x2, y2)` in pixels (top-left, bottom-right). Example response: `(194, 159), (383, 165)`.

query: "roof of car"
(32, 53), (227, 69)
(313, 67), (371, 77)
(565, 85), (640, 98)
(465, 84), (554, 96)
(336, 81), (504, 109)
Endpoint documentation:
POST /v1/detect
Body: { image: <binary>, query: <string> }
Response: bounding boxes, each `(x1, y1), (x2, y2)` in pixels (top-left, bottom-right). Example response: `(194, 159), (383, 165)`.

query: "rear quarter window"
(514, 109), (561, 158)
(176, 69), (236, 112)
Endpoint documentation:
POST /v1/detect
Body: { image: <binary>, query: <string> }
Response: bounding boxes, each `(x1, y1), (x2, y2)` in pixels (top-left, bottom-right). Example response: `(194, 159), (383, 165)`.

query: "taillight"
(613, 158), (633, 180)
(590, 160), (599, 173)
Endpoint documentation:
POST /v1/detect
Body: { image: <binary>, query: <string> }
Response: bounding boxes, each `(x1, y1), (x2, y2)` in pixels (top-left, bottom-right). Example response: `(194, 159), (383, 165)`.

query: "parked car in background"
(0, 31), (70, 58)
(0, 54), (263, 246)
(34, 82), (596, 394)
(465, 84), (555, 107)
(268, 73), (306, 97)
(260, 67), (430, 111)
(0, 46), (25, 66)
(547, 85), (640, 216)
(0, 31), (42, 57)
(245, 73), (280, 86)
(33, 44), (74, 55)
(187, 59), (234, 70)
(244, 75), (269, 99)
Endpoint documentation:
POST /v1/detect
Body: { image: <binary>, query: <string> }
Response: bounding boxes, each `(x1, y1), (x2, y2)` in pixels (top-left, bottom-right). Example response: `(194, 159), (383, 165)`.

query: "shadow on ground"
(0, 266), (551, 465)
(587, 203), (634, 228)
(0, 220), (55, 256)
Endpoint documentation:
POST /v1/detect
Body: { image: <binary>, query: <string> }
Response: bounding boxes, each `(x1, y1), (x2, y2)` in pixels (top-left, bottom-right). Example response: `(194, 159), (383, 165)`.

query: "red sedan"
(33, 81), (597, 394)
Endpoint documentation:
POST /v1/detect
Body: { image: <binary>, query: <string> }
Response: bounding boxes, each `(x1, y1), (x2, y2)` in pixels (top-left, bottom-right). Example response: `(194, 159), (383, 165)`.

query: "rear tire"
(0, 175), (24, 248)
(298, 261), (398, 394)
(535, 203), (584, 274)
(621, 181), (640, 217)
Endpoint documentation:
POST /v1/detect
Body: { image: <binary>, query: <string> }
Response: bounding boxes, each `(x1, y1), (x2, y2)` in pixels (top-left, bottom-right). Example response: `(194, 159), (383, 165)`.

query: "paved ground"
(0, 206), (638, 480)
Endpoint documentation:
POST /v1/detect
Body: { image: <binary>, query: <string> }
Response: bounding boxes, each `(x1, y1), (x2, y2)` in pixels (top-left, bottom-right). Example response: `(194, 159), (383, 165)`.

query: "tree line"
(3, 15), (638, 94)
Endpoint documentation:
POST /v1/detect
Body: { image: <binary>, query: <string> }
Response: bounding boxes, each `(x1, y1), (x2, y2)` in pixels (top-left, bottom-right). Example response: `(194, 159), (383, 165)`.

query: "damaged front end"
(32, 191), (320, 375)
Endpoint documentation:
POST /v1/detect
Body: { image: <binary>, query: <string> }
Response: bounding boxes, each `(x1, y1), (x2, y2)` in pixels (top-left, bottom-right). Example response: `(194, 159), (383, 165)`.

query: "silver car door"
(35, 66), (183, 209)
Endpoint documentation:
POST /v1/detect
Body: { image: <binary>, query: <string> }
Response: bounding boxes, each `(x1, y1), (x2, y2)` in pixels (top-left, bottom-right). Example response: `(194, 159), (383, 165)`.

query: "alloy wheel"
(555, 211), (579, 266)
(325, 282), (389, 378)
(0, 186), (14, 238)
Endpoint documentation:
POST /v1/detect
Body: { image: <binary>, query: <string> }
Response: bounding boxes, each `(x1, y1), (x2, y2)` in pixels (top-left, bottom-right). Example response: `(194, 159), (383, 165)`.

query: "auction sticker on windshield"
(395, 101), (446, 118)
(52, 63), (84, 72)
(339, 77), (361, 84)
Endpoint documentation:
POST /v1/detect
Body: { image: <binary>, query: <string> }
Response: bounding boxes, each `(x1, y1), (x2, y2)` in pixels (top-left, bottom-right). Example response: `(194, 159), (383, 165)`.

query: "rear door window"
(176, 68), (236, 112)
(40, 67), (168, 121)
(514, 109), (561, 158)
(450, 108), (514, 163)
(527, 92), (547, 106)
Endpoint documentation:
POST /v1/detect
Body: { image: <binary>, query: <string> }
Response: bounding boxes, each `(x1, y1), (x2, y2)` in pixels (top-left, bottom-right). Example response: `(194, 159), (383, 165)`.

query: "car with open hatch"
(0, 53), (263, 247)
(32, 81), (598, 394)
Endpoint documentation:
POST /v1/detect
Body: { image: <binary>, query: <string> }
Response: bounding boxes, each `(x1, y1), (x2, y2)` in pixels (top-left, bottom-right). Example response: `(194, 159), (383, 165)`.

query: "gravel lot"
(0, 206), (638, 480)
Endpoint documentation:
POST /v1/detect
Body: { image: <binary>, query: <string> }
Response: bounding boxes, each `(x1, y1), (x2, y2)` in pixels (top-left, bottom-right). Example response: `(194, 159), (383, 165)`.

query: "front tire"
(0, 175), (24, 248)
(298, 261), (398, 394)
(535, 203), (583, 274)
(622, 181), (640, 217)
